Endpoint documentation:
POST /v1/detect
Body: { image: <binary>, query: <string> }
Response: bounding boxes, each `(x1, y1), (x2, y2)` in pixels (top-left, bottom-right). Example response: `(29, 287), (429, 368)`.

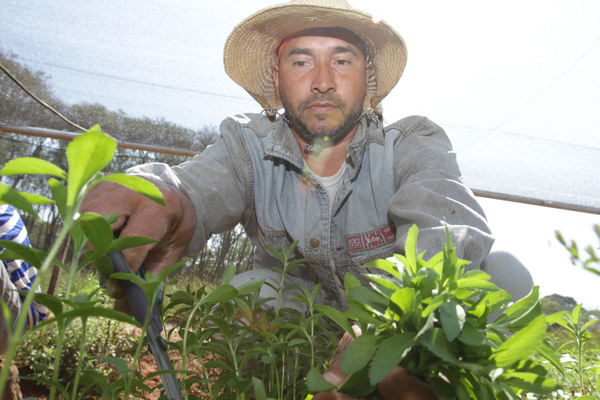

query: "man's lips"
(307, 102), (336, 113)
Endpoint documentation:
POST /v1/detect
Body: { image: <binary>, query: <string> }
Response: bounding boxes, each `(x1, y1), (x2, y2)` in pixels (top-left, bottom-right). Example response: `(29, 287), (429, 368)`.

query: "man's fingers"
(323, 325), (363, 386)
(105, 278), (124, 299)
(313, 392), (356, 400)
(113, 297), (132, 315)
(378, 366), (438, 400)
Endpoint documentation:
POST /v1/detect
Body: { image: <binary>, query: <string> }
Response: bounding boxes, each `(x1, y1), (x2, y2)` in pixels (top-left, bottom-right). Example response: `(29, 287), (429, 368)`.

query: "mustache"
(299, 93), (345, 112)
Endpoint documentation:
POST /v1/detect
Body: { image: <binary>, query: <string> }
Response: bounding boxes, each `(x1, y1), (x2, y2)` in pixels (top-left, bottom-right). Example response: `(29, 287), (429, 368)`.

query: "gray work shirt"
(128, 113), (494, 308)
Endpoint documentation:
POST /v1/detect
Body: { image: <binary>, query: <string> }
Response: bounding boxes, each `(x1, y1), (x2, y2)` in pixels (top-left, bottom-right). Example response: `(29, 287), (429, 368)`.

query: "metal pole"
(2, 124), (599, 215)
(0, 124), (201, 158)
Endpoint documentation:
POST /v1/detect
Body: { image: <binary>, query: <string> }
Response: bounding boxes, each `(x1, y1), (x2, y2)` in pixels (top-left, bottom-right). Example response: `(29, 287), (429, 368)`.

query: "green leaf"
(221, 262), (236, 285)
(537, 343), (565, 375)
(157, 258), (188, 282)
(2, 157), (67, 179)
(440, 300), (466, 342)
(235, 278), (266, 296)
(502, 371), (558, 394)
(251, 377), (267, 400)
(341, 335), (379, 374)
(31, 293), (66, 317)
(420, 328), (459, 364)
(491, 314), (547, 367)
(456, 278), (498, 292)
(369, 332), (416, 385)
(93, 173), (166, 206)
(36, 306), (140, 329)
(305, 367), (336, 392)
(457, 321), (486, 346)
(200, 284), (238, 305)
(363, 258), (402, 280)
(337, 363), (377, 398)
(66, 125), (117, 206)
(490, 286), (541, 330)
(404, 224), (419, 275)
(85, 254), (111, 276)
(347, 286), (388, 315)
(315, 305), (356, 339)
(0, 240), (45, 267)
(422, 293), (453, 318)
(346, 297), (385, 327)
(0, 183), (52, 217)
(102, 356), (132, 381)
(344, 272), (362, 291)
(78, 212), (113, 253)
(48, 178), (68, 220)
(571, 303), (583, 326)
(390, 287), (417, 314)
(110, 272), (146, 286)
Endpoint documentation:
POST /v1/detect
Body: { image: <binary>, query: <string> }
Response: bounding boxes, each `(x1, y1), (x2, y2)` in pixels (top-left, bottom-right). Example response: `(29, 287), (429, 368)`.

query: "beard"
(281, 93), (364, 146)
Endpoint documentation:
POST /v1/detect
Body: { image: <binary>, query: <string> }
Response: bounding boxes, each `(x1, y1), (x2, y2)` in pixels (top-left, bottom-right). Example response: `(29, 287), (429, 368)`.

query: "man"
(82, 0), (533, 397)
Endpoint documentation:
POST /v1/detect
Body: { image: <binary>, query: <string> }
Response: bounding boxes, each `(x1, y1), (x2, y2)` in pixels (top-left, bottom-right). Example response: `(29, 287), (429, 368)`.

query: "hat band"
(276, 27), (368, 62)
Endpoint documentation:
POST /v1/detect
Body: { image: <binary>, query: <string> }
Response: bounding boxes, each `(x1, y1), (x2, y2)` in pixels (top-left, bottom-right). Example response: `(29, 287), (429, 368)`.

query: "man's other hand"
(81, 180), (196, 310)
(316, 327), (438, 400)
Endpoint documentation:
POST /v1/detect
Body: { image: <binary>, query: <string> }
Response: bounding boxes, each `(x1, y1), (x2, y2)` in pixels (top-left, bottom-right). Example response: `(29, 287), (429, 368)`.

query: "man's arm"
(388, 116), (494, 269)
(82, 116), (252, 274)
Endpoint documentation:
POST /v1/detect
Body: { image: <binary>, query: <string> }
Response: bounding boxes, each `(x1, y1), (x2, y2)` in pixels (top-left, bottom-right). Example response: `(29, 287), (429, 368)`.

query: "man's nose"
(311, 63), (336, 94)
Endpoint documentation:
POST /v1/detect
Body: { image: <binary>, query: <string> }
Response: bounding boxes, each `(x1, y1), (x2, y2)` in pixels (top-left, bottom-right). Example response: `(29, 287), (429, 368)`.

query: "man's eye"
(335, 59), (350, 66)
(294, 60), (309, 67)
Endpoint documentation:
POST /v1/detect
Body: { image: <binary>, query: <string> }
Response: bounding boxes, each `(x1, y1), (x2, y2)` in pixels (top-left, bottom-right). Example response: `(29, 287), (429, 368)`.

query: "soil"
(8, 325), (206, 400)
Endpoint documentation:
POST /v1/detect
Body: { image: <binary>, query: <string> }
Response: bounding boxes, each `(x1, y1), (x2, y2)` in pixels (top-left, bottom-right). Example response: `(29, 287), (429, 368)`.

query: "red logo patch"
(346, 224), (396, 252)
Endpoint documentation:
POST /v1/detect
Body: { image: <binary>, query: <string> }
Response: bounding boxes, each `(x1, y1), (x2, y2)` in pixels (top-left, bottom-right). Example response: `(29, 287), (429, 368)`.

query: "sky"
(1, 0), (599, 308)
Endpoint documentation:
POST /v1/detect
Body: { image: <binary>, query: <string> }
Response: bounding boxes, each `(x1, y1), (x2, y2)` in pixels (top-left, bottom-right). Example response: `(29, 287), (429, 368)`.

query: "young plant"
(309, 225), (560, 399)
(554, 300), (599, 396)
(0, 125), (168, 398)
(165, 249), (340, 400)
(556, 226), (600, 278)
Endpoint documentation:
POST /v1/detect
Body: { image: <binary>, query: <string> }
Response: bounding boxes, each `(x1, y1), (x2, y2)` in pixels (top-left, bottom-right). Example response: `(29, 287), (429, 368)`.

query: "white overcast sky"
(1, 0), (599, 308)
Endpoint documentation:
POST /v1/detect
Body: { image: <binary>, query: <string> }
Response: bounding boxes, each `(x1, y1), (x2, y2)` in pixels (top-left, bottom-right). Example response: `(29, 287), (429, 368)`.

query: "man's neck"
(291, 123), (359, 177)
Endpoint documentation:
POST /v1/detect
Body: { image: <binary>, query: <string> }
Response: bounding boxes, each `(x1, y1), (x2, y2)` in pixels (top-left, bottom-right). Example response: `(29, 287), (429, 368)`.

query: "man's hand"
(81, 179), (196, 311)
(316, 327), (438, 400)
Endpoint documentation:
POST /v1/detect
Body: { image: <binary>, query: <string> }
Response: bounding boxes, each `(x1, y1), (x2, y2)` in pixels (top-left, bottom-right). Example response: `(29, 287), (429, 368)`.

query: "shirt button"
(309, 237), (320, 248)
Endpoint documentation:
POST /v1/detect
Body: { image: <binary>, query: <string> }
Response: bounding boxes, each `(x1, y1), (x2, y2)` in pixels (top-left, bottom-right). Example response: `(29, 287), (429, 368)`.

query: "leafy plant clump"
(309, 226), (562, 399)
(0, 125), (341, 399)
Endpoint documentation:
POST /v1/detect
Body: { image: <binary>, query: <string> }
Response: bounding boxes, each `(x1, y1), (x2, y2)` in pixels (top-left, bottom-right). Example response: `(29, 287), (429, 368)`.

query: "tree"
(1, 51), (255, 280)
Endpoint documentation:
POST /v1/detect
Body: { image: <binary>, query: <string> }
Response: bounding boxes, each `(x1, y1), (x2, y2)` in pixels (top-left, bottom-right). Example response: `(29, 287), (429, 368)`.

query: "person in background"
(0, 204), (47, 355)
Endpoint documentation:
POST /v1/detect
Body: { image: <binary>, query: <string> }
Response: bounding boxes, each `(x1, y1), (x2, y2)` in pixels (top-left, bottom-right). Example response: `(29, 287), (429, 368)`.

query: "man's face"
(272, 34), (373, 145)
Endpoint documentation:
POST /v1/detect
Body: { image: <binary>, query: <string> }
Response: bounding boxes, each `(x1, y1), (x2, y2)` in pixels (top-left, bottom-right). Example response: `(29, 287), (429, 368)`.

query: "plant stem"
(71, 317), (88, 399)
(0, 211), (74, 398)
(123, 295), (155, 398)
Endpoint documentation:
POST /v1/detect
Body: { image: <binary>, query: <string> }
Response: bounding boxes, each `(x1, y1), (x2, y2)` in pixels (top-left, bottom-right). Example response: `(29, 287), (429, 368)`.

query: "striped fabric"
(0, 204), (47, 327)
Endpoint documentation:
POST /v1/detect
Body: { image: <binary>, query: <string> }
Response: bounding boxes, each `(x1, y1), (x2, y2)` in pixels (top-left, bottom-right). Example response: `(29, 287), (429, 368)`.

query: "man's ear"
(272, 64), (281, 99)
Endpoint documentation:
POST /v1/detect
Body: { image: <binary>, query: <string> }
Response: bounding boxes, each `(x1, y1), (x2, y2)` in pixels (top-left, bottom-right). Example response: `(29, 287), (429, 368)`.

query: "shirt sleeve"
(388, 116), (494, 269)
(126, 117), (252, 255)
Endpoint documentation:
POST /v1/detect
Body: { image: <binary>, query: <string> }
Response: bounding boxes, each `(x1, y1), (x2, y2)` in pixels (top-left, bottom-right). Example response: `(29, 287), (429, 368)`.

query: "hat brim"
(224, 2), (407, 111)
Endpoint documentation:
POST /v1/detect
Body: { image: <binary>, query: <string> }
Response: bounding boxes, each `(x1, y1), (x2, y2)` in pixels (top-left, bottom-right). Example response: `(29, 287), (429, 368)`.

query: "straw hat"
(224, 0), (407, 112)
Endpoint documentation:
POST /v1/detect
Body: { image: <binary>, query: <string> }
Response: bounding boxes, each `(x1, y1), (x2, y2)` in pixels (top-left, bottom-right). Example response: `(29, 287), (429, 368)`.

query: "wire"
(0, 61), (87, 132)
(17, 58), (255, 102)
(440, 123), (600, 152)
(457, 34), (600, 154)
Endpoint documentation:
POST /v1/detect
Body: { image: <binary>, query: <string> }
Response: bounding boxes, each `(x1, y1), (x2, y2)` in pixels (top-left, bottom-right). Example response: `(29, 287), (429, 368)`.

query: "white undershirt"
(306, 161), (348, 215)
